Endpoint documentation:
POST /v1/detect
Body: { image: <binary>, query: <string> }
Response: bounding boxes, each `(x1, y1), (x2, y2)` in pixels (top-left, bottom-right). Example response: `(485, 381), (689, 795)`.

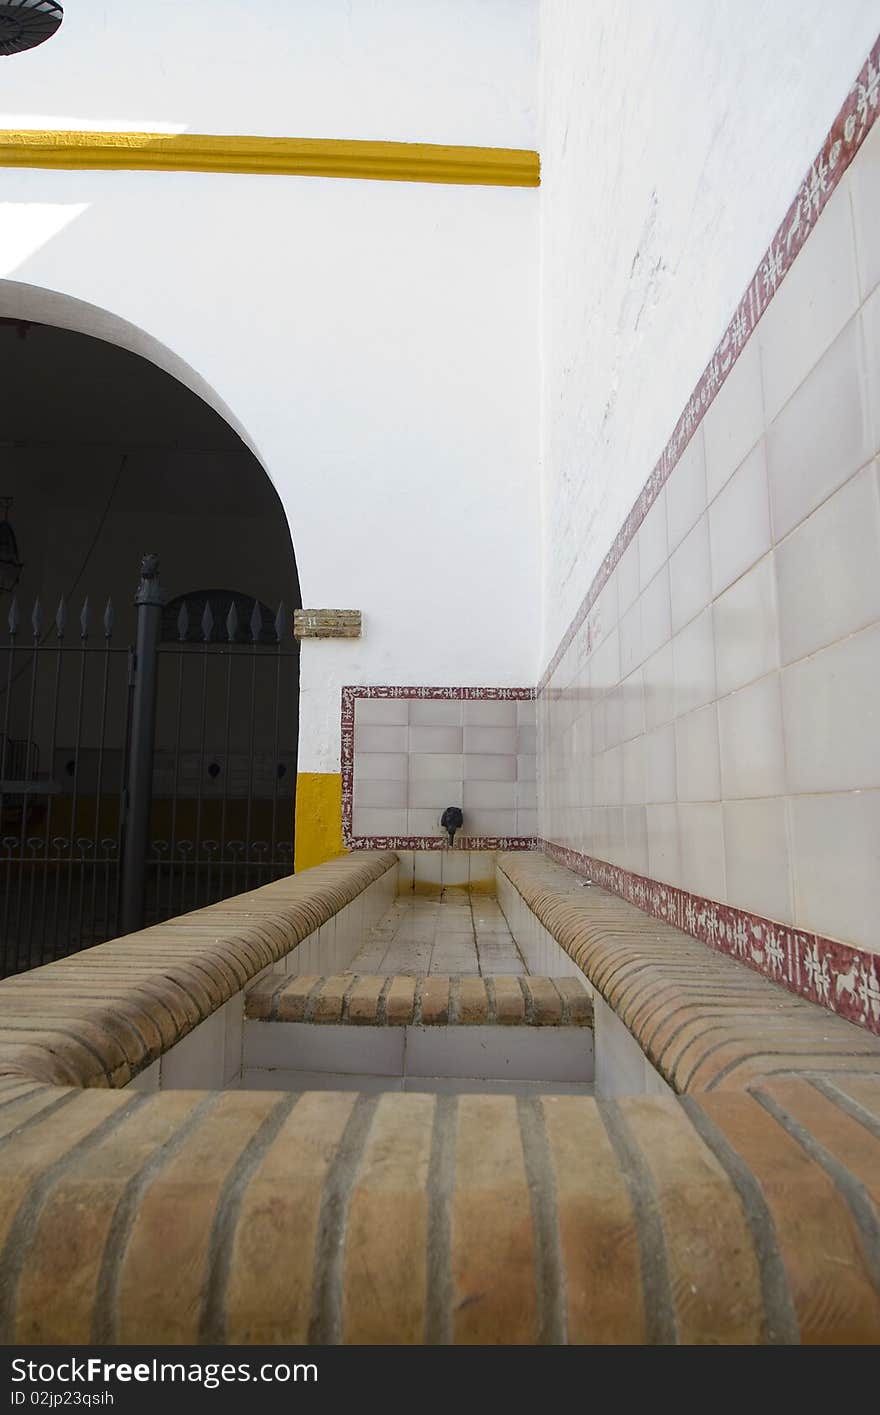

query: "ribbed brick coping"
(246, 973), (593, 1027)
(0, 848), (878, 1343)
(0, 1076), (879, 1343)
(497, 852), (880, 1093)
(0, 851), (396, 1090)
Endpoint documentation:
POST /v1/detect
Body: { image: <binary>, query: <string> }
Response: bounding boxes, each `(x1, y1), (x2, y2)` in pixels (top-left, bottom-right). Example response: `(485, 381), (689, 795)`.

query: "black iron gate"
(0, 554), (297, 976)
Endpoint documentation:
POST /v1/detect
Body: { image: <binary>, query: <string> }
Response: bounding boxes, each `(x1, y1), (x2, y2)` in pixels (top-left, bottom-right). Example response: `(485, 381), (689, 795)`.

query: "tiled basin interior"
(348, 889), (529, 976)
(239, 885), (593, 1095)
(128, 860), (671, 1099)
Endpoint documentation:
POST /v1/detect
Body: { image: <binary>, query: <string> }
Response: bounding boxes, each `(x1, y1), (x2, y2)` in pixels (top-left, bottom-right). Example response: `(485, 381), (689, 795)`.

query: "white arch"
(0, 278), (263, 465)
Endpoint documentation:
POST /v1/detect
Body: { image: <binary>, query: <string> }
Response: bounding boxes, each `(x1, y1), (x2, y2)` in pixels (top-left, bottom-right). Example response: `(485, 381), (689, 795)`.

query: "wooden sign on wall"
(293, 609), (362, 640)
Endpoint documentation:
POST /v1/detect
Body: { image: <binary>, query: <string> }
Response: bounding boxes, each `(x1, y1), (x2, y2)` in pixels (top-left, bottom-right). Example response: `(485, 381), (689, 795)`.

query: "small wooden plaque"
(294, 608), (362, 640)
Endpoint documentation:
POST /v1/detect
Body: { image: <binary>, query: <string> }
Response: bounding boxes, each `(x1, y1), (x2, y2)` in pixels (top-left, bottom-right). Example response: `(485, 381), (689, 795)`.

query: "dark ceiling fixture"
(0, 499), (23, 594)
(0, 1), (63, 57)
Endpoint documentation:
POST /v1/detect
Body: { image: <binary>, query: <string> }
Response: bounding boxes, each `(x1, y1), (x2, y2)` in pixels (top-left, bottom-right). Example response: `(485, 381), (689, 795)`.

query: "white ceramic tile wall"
(352, 697), (537, 839)
(394, 848), (497, 892)
(495, 869), (592, 983)
(540, 131), (880, 955)
(591, 994), (674, 1099)
(235, 1071), (592, 1096)
(127, 862), (398, 1089)
(241, 1019), (593, 1088)
(129, 994), (241, 1093)
(495, 867), (672, 1098)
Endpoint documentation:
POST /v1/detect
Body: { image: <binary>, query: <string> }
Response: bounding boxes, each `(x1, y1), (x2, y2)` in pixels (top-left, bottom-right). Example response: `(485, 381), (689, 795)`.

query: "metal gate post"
(120, 553), (165, 934)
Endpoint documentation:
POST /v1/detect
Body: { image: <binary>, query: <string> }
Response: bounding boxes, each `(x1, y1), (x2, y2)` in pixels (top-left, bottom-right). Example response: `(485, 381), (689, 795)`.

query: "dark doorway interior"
(0, 321), (300, 973)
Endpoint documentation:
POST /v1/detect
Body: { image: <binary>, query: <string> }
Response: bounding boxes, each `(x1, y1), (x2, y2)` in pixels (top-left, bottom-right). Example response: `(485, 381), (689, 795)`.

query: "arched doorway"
(0, 298), (300, 974)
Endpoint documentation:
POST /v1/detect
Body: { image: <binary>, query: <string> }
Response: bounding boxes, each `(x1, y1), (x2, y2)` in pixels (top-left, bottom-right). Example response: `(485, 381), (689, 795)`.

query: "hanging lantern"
(0, 500), (22, 594)
(0, 1), (62, 57)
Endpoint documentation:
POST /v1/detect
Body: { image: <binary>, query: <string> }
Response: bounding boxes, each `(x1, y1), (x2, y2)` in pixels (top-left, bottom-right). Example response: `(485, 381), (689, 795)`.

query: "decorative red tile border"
(534, 40), (880, 1034)
(538, 34), (880, 694)
(341, 685), (537, 851)
(542, 839), (880, 1037)
(337, 42), (880, 1030)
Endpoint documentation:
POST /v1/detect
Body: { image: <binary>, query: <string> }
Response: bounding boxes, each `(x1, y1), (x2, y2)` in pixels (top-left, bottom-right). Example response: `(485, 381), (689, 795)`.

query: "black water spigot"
(440, 806), (463, 848)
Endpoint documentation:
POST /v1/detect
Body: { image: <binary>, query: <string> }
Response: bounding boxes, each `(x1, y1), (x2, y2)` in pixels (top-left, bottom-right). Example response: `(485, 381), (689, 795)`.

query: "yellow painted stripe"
(0, 130), (540, 187)
(295, 772), (345, 874)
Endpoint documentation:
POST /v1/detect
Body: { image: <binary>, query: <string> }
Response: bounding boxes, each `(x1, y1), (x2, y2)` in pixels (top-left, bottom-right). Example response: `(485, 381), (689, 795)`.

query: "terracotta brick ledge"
(246, 972), (593, 1027)
(497, 851), (880, 1094)
(0, 1077), (878, 1343)
(0, 851), (396, 1090)
(0, 849), (877, 1343)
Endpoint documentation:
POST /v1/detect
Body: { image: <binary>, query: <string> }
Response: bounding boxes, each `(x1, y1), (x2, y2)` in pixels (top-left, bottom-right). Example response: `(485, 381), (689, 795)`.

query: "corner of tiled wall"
(350, 693), (536, 843)
(540, 101), (880, 996)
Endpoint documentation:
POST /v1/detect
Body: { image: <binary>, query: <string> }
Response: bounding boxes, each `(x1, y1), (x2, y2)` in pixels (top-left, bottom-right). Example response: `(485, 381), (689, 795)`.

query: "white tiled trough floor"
(236, 887), (592, 1094)
(348, 888), (529, 976)
(129, 873), (673, 1099)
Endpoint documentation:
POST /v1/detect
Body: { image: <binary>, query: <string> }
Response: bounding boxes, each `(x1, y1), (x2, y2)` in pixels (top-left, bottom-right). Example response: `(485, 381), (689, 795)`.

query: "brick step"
(240, 973), (594, 1094)
(245, 972), (593, 1027)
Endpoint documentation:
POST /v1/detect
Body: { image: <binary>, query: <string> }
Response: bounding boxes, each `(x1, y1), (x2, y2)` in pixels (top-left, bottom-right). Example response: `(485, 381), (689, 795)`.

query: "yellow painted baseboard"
(294, 772), (345, 873)
(0, 130), (540, 188)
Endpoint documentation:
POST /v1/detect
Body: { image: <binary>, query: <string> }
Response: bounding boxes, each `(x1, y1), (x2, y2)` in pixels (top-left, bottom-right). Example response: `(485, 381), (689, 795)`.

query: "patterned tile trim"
(541, 840), (880, 1037)
(345, 836), (538, 851)
(535, 37), (880, 1033)
(537, 34), (880, 693)
(341, 684), (537, 851)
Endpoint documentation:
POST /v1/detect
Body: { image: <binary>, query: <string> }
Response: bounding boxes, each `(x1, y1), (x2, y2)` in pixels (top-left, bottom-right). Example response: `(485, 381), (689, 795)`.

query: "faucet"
(440, 806), (463, 848)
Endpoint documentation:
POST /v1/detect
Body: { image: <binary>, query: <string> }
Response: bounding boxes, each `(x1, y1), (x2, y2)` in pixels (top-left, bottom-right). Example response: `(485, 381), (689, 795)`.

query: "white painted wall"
(10, 1), (874, 787)
(538, 0), (880, 662)
(0, 0), (538, 146)
(0, 1), (541, 774)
